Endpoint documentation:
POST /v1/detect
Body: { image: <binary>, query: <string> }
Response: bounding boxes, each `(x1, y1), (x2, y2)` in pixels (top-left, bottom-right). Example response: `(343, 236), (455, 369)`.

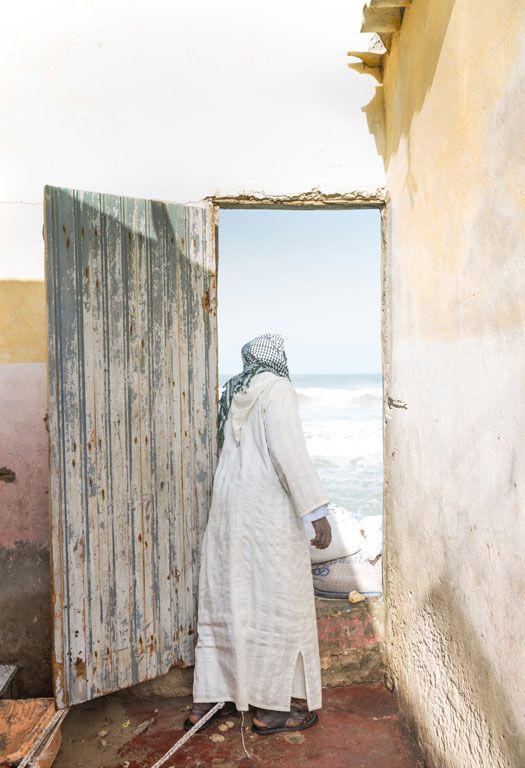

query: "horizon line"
(219, 371), (383, 377)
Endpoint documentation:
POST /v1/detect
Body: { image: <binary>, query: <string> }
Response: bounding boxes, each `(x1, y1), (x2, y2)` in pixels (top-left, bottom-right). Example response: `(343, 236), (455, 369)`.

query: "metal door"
(44, 186), (217, 707)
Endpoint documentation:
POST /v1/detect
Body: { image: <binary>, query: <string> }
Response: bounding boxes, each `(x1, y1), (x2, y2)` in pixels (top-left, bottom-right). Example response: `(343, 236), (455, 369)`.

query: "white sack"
(312, 552), (383, 597)
(305, 503), (381, 564)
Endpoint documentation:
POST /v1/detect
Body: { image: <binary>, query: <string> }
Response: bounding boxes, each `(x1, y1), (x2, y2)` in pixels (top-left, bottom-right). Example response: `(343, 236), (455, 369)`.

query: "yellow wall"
(379, 2), (525, 767)
(0, 281), (47, 364)
(383, 0), (525, 343)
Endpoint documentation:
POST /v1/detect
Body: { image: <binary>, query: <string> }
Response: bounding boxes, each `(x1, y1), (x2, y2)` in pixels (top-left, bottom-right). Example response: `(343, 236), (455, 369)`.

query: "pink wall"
(0, 362), (49, 548)
(0, 361), (52, 695)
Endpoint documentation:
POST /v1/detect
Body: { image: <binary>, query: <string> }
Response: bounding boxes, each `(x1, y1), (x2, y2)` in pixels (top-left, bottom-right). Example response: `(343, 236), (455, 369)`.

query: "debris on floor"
(53, 684), (424, 768)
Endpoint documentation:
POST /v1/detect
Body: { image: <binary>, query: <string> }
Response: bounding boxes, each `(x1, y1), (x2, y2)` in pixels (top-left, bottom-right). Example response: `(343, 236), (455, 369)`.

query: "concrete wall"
(0, 1), (383, 695)
(380, 2), (525, 766)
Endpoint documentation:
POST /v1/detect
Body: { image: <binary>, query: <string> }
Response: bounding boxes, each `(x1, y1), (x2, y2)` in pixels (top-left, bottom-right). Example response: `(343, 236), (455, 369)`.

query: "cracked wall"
(379, 1), (525, 766)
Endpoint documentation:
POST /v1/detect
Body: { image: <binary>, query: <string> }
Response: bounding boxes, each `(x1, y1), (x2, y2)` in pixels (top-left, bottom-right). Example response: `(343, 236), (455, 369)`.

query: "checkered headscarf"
(218, 333), (290, 446)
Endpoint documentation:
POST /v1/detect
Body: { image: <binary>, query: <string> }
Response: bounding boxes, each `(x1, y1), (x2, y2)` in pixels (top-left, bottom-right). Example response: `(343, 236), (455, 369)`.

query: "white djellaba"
(193, 371), (329, 712)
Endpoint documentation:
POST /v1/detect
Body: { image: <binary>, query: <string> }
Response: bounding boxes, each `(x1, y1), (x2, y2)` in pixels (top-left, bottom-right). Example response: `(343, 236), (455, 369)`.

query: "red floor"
(55, 684), (424, 768)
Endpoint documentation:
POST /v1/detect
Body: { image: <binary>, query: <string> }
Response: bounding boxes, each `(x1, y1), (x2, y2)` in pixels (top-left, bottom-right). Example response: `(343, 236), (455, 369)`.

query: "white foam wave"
(294, 378), (383, 516)
(305, 431), (382, 462)
(296, 386), (382, 404)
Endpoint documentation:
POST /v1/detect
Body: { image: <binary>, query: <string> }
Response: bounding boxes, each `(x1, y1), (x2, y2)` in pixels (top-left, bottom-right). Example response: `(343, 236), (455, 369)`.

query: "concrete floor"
(54, 684), (424, 768)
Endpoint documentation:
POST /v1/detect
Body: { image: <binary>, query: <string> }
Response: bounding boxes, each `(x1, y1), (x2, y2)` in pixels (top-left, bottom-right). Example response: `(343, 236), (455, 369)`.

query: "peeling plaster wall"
(380, 1), (525, 766)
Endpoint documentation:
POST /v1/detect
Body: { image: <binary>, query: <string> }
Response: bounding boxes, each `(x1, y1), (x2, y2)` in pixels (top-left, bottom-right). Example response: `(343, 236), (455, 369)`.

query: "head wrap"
(218, 333), (290, 446)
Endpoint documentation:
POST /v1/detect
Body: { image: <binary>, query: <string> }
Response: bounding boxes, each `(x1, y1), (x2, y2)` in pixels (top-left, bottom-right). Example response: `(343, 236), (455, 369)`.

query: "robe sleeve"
(263, 379), (329, 519)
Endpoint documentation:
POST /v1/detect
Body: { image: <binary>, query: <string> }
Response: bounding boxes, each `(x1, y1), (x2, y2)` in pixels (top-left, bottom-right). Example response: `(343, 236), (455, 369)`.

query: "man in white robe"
(188, 334), (331, 734)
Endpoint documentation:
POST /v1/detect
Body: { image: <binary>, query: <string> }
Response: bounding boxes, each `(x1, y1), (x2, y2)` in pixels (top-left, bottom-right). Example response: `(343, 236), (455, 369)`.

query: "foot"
(185, 701), (237, 729)
(252, 708), (315, 730)
(187, 702), (218, 725)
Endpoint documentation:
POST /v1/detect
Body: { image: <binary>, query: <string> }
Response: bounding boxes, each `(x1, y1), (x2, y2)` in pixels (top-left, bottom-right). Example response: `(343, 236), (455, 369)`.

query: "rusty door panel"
(44, 186), (217, 707)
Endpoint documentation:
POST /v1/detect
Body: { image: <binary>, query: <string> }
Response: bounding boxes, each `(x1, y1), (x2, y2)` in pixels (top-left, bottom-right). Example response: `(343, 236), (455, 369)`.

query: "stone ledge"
(317, 597), (385, 687)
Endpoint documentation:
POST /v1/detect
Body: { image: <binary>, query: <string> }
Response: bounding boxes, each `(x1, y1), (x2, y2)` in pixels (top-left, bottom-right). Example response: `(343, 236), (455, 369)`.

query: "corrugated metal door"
(44, 185), (218, 707)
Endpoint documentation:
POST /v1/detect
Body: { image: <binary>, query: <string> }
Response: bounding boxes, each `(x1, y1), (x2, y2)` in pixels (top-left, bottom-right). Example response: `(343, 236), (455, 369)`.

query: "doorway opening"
(216, 203), (384, 597)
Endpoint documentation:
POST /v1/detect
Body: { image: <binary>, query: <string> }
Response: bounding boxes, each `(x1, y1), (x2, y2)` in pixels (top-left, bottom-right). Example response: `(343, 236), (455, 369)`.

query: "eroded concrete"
(0, 542), (52, 697)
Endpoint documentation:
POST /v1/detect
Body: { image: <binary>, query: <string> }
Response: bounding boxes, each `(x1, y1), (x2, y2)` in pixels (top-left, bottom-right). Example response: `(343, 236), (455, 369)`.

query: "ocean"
(219, 373), (384, 518)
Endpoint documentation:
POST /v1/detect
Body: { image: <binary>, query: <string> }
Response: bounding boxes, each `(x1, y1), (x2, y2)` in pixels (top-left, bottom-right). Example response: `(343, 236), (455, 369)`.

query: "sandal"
(183, 701), (238, 732)
(252, 708), (318, 736)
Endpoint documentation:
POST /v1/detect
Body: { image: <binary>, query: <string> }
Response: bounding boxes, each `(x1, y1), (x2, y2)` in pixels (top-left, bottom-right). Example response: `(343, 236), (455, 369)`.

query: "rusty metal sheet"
(44, 186), (217, 707)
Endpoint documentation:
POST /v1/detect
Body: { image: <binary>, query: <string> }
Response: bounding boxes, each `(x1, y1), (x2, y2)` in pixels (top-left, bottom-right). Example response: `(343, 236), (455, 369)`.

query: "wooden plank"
(165, 204), (185, 663)
(78, 190), (115, 699)
(188, 205), (215, 640)
(17, 708), (68, 768)
(185, 207), (200, 642)
(0, 699), (56, 765)
(176, 205), (194, 662)
(46, 186), (218, 705)
(44, 186), (66, 707)
(203, 205), (219, 528)
(47, 187), (90, 707)
(139, 200), (157, 683)
(31, 724), (62, 768)
(123, 196), (147, 685)
(102, 192), (134, 693)
(148, 201), (173, 674)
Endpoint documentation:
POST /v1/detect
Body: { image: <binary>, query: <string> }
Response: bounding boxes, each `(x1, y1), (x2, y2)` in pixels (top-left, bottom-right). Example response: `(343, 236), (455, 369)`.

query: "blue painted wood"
(44, 186), (218, 707)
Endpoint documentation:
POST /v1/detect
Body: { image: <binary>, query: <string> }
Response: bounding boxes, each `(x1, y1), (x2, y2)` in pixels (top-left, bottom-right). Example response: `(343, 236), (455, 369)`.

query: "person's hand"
(310, 517), (332, 550)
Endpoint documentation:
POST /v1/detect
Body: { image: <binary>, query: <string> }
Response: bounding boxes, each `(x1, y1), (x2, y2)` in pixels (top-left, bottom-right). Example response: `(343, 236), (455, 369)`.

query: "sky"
(218, 208), (381, 376)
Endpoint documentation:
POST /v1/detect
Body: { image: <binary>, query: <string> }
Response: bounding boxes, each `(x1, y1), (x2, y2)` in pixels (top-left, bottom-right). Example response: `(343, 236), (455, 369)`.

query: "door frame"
(207, 189), (392, 604)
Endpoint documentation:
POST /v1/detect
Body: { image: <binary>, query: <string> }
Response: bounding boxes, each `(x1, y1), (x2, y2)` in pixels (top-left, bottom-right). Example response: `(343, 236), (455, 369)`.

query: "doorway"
(216, 204), (385, 597)
(44, 185), (387, 709)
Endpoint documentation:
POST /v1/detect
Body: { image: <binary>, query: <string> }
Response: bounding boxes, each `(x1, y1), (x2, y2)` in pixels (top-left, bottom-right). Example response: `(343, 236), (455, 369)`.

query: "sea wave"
(295, 378), (383, 516)
(296, 386), (382, 407)
(305, 429), (382, 462)
(296, 386), (382, 400)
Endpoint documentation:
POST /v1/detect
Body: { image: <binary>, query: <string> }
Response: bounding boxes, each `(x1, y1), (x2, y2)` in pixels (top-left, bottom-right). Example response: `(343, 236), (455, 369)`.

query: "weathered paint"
(44, 186), (217, 708)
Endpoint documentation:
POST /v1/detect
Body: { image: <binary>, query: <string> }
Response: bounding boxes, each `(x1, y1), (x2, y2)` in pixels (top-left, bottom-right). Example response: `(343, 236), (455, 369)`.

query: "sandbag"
(305, 504), (382, 564)
(312, 551), (382, 598)
(304, 503), (363, 563)
(307, 505), (383, 597)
